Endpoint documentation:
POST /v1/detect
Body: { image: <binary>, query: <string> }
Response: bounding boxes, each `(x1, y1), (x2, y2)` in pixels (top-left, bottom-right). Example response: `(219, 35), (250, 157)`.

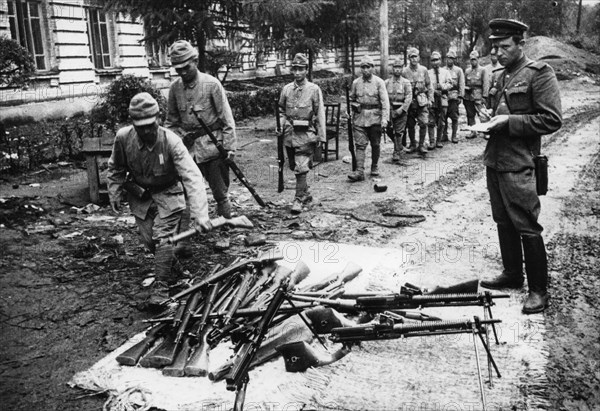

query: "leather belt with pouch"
(291, 119), (310, 130)
(123, 179), (178, 199)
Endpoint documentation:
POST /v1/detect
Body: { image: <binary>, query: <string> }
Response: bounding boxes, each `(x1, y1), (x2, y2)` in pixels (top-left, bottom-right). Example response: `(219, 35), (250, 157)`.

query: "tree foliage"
(0, 36), (36, 88)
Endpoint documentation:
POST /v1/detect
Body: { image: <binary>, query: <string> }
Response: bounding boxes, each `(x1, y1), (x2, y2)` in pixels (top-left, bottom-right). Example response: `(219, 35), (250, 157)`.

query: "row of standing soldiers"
(347, 47), (502, 182)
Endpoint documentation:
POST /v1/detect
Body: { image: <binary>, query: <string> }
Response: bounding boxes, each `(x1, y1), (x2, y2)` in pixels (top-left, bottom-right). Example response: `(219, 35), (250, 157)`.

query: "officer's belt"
(360, 103), (381, 110)
(142, 179), (179, 194)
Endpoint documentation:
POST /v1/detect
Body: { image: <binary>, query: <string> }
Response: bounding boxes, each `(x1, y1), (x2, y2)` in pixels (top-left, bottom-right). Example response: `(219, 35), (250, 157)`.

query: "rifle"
(184, 283), (220, 376)
(274, 99), (285, 193)
(189, 109), (266, 207)
(298, 261), (362, 294)
(116, 323), (169, 366)
(345, 83), (357, 171)
(166, 215), (254, 244)
(225, 280), (289, 410)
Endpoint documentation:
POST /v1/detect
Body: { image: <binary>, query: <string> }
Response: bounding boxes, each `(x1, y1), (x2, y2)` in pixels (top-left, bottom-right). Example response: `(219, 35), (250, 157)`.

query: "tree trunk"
(379, 0), (389, 79)
(576, 0), (583, 35)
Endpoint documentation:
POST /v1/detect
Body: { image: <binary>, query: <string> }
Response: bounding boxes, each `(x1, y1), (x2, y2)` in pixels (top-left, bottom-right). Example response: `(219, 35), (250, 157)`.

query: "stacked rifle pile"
(117, 251), (509, 411)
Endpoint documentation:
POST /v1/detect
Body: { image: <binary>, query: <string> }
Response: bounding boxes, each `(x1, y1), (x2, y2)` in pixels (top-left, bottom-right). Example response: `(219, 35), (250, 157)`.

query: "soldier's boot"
(427, 126), (436, 150)
(348, 148), (366, 182)
(371, 144), (380, 176)
(441, 123), (449, 142)
(216, 199), (232, 219)
(522, 235), (549, 314)
(291, 173), (310, 214)
(404, 128), (417, 153)
(173, 207), (193, 259)
(143, 243), (175, 308)
(480, 224), (524, 290)
(451, 122), (459, 143)
(436, 124), (444, 148)
(418, 128), (428, 154)
(391, 134), (401, 162)
(402, 129), (408, 148)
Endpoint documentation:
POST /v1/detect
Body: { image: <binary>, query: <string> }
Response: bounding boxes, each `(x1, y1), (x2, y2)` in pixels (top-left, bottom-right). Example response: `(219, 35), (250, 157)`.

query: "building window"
(86, 8), (112, 69)
(7, 0), (47, 70)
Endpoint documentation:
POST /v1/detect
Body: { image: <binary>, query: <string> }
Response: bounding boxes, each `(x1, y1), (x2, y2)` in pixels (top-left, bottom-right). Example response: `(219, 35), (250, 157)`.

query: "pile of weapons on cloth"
(117, 248), (509, 411)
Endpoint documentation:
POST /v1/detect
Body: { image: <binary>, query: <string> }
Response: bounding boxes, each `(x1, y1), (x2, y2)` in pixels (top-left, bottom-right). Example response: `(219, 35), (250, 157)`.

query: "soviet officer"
(479, 19), (562, 314)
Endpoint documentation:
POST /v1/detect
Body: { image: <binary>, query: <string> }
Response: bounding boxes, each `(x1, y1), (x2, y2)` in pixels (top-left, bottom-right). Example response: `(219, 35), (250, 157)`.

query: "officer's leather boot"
(480, 224), (524, 290)
(522, 235), (549, 314)
(451, 122), (459, 143)
(405, 128), (417, 153)
(348, 148), (366, 182)
(418, 128), (428, 154)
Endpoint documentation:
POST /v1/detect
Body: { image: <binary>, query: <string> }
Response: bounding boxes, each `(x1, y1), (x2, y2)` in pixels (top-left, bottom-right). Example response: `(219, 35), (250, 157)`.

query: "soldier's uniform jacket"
(464, 65), (489, 101)
(484, 56), (562, 172)
(428, 66), (453, 108)
(165, 70), (237, 163)
(107, 125), (209, 222)
(350, 74), (390, 127)
(279, 79), (326, 147)
(446, 65), (465, 100)
(385, 75), (412, 118)
(401, 64), (433, 105)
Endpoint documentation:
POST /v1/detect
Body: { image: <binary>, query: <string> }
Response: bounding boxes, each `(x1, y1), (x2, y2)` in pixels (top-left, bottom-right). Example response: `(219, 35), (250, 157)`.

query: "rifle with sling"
(345, 83), (357, 171)
(274, 99), (285, 193)
(189, 109), (266, 207)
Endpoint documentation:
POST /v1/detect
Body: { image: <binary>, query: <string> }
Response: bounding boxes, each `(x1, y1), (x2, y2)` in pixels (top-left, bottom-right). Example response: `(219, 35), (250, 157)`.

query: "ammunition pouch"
(533, 155), (548, 196)
(291, 119), (310, 131)
(350, 102), (361, 113)
(123, 180), (148, 200)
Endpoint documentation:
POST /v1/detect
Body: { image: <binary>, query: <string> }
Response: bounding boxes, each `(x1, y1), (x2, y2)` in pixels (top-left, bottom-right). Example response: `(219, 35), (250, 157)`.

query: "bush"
(0, 36), (36, 88)
(95, 74), (167, 130)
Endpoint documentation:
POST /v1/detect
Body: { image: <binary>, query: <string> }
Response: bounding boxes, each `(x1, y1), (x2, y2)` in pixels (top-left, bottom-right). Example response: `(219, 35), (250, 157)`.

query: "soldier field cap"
(359, 55), (375, 67)
(129, 92), (159, 126)
(408, 47), (419, 58)
(489, 18), (529, 40)
(431, 51), (441, 60)
(291, 53), (309, 68)
(447, 50), (457, 59)
(469, 50), (479, 60)
(169, 40), (199, 68)
(391, 58), (403, 67)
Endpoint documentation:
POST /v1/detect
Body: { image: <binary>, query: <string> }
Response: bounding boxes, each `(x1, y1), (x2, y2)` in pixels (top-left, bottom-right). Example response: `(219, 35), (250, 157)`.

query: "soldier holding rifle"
(277, 53), (326, 214)
(107, 93), (211, 301)
(384, 59), (412, 162)
(165, 40), (237, 220)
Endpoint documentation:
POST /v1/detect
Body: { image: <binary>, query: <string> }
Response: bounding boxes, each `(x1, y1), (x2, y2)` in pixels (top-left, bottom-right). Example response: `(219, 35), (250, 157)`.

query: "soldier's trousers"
(428, 105), (447, 145)
(444, 99), (460, 140)
(353, 124), (382, 171)
(135, 203), (183, 282)
(463, 99), (485, 126)
(406, 102), (428, 147)
(198, 157), (231, 218)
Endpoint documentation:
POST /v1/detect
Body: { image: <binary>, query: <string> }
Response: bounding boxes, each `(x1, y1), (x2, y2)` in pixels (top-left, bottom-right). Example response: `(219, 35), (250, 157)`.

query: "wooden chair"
(323, 102), (341, 162)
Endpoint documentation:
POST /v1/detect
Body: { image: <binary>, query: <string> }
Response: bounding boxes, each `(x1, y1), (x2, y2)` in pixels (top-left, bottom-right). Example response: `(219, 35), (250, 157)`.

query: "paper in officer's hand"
(467, 123), (493, 134)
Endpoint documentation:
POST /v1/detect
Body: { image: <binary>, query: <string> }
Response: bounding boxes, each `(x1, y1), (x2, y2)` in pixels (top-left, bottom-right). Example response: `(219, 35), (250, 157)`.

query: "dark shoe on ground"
(418, 145), (428, 154)
(436, 142), (444, 148)
(465, 132), (477, 139)
(404, 146), (416, 154)
(451, 138), (458, 144)
(347, 171), (365, 182)
(480, 273), (524, 290)
(392, 152), (401, 162)
(522, 291), (548, 314)
(370, 166), (380, 177)
(291, 199), (303, 214)
(427, 144), (436, 151)
(174, 244), (194, 259)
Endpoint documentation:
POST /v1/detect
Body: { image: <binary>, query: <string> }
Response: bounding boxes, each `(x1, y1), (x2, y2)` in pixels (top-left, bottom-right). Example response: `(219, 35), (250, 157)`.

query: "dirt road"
(0, 77), (599, 410)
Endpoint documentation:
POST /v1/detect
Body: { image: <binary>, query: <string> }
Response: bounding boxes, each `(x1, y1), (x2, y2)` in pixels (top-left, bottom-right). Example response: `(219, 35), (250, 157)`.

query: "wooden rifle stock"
(190, 109), (266, 207)
(299, 261), (362, 293)
(116, 323), (168, 366)
(275, 99), (285, 193)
